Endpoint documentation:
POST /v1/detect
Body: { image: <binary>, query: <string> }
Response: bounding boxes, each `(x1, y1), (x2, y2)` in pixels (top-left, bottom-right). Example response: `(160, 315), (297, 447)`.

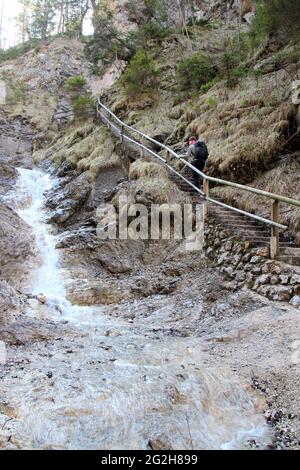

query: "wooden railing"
(96, 98), (300, 259)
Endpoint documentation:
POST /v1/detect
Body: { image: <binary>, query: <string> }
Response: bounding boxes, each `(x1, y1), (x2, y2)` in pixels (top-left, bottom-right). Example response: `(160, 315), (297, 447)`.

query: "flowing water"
(2, 167), (272, 450)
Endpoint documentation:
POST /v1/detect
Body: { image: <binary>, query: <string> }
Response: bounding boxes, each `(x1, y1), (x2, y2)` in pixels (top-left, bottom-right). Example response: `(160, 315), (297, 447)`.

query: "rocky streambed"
(0, 115), (300, 450)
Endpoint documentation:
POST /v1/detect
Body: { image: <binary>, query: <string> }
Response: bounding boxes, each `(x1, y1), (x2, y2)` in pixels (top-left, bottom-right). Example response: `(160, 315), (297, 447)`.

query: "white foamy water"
(4, 167), (271, 450)
(13, 168), (71, 310)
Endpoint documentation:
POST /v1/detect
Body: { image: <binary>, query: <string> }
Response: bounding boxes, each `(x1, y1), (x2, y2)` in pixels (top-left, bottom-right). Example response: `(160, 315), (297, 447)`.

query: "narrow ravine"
(0, 165), (273, 449)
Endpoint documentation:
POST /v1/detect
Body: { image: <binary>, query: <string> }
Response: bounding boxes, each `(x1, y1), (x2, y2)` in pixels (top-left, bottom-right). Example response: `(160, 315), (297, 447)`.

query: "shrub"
(65, 75), (93, 120)
(130, 21), (174, 48)
(218, 50), (246, 88)
(121, 49), (159, 97)
(200, 77), (220, 94)
(207, 96), (218, 108)
(73, 95), (94, 120)
(177, 53), (216, 92)
(66, 75), (87, 92)
(252, 0), (300, 42)
(0, 39), (40, 64)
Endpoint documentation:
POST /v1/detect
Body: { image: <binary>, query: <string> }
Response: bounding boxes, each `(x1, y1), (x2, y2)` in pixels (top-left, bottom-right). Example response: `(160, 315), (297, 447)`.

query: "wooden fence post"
(270, 200), (280, 259)
(203, 179), (209, 216)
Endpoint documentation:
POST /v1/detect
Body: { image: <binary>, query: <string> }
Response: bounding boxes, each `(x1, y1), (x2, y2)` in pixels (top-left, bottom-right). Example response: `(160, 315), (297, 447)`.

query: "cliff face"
(0, 38), (87, 131)
(107, 0), (255, 27)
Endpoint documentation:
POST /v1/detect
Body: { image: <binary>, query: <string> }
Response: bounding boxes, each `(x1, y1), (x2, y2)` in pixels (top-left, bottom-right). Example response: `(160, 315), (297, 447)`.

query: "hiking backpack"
(194, 141), (209, 161)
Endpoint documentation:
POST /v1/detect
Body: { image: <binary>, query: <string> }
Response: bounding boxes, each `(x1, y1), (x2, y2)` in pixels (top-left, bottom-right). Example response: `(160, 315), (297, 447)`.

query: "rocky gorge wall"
(204, 218), (300, 307)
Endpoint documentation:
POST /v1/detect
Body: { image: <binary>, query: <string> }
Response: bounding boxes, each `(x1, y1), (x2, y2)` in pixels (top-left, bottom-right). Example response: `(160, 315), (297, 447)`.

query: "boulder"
(262, 261), (282, 275)
(0, 162), (17, 196)
(46, 171), (91, 225)
(66, 280), (129, 306)
(254, 274), (270, 290)
(268, 286), (293, 302)
(290, 296), (300, 308)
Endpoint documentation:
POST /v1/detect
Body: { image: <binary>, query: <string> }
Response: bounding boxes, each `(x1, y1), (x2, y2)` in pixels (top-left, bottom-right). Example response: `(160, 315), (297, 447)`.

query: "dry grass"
(167, 66), (297, 184)
(112, 171), (191, 208)
(33, 121), (122, 180)
(129, 160), (168, 180)
(134, 176), (187, 205)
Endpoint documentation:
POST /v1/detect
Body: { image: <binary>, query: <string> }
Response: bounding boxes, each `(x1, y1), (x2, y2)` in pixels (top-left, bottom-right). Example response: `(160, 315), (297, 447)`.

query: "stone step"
(276, 256), (300, 266)
(226, 228), (268, 236)
(171, 170), (300, 267)
(217, 220), (266, 230)
(210, 211), (266, 226)
(280, 247), (300, 255)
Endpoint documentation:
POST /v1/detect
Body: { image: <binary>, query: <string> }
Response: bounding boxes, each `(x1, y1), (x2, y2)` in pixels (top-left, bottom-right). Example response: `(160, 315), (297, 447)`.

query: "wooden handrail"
(96, 98), (300, 257)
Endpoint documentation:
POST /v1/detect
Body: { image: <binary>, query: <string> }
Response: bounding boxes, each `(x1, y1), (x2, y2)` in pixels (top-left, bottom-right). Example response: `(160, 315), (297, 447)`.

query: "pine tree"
(16, 0), (32, 43)
(30, 0), (56, 39)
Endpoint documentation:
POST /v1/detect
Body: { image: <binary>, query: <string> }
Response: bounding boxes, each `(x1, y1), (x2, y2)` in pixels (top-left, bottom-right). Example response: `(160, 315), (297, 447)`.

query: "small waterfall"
(5, 167), (271, 450)
(15, 168), (69, 308)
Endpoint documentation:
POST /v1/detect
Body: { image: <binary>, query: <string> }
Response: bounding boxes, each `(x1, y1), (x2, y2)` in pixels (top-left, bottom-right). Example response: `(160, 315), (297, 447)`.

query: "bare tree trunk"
(0, 0), (4, 50)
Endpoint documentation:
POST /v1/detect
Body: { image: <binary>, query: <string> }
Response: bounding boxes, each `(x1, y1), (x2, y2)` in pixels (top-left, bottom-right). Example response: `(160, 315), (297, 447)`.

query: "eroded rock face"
(0, 202), (34, 285)
(66, 279), (130, 305)
(0, 280), (20, 327)
(46, 171), (92, 225)
(0, 162), (17, 197)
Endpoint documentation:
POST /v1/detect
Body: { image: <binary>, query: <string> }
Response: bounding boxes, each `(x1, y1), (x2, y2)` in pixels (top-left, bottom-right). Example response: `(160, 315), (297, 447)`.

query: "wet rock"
(37, 294), (47, 305)
(290, 296), (300, 308)
(268, 286), (293, 302)
(0, 162), (17, 196)
(46, 172), (91, 225)
(56, 161), (74, 178)
(149, 435), (173, 450)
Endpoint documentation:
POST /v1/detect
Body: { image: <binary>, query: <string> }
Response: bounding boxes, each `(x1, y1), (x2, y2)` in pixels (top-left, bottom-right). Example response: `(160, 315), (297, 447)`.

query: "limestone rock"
(254, 274), (270, 290)
(46, 172), (91, 225)
(290, 296), (300, 308)
(0, 280), (20, 327)
(0, 202), (34, 285)
(67, 280), (129, 306)
(0, 162), (17, 196)
(149, 435), (173, 451)
(279, 275), (290, 285)
(262, 261), (282, 275)
(268, 286), (293, 302)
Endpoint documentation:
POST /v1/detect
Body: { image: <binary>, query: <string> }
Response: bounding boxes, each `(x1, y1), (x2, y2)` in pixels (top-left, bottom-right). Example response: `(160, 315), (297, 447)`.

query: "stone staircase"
(170, 166), (300, 267)
(96, 100), (300, 268)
